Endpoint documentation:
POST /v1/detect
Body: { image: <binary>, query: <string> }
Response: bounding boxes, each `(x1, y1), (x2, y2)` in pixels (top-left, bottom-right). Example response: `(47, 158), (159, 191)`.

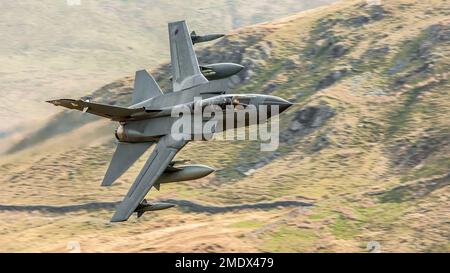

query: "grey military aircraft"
(47, 21), (292, 222)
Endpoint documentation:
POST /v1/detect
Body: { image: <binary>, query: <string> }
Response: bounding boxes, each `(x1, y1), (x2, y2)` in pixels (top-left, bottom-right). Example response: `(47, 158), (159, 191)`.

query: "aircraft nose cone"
(263, 97), (293, 114)
(278, 100), (293, 113)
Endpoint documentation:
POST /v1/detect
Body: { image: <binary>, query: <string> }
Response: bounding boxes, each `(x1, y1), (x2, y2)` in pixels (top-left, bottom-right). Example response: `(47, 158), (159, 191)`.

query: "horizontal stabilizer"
(132, 70), (163, 105)
(102, 142), (153, 186)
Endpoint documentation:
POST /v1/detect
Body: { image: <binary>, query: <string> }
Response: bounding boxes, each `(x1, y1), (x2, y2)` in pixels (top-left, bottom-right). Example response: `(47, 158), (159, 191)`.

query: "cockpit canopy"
(200, 95), (257, 109)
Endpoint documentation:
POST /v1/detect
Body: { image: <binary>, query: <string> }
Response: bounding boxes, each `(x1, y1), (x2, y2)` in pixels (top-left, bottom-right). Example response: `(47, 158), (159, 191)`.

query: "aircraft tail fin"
(101, 142), (153, 186)
(132, 70), (163, 105)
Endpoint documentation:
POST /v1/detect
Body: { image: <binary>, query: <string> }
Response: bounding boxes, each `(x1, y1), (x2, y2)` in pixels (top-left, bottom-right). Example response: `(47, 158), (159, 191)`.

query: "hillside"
(0, 0), (335, 134)
(0, 0), (449, 252)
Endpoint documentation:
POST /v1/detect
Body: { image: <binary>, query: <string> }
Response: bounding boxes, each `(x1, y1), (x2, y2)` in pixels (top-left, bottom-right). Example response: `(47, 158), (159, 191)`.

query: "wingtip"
(101, 176), (113, 187)
(46, 100), (61, 106)
(100, 181), (111, 187)
(46, 99), (68, 106)
(110, 213), (128, 223)
(110, 201), (133, 223)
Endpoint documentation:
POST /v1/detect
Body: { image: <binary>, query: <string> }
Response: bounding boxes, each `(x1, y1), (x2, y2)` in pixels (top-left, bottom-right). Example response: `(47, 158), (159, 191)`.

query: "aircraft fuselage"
(115, 85), (291, 143)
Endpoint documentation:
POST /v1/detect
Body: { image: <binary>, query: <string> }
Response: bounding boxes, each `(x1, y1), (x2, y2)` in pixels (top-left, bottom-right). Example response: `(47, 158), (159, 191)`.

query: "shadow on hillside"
(0, 199), (313, 214)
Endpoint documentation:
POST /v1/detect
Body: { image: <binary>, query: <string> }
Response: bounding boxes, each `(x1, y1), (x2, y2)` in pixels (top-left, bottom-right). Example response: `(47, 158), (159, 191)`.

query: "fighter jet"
(47, 21), (292, 222)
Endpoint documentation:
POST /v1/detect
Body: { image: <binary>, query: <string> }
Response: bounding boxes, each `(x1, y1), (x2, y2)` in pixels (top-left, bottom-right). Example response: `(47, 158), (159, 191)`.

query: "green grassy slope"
(0, 0), (449, 252)
(0, 0), (335, 133)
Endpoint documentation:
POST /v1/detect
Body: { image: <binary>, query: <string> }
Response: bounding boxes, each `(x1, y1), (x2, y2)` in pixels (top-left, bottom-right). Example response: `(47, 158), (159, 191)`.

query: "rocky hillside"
(0, 0), (449, 252)
(0, 0), (335, 133)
